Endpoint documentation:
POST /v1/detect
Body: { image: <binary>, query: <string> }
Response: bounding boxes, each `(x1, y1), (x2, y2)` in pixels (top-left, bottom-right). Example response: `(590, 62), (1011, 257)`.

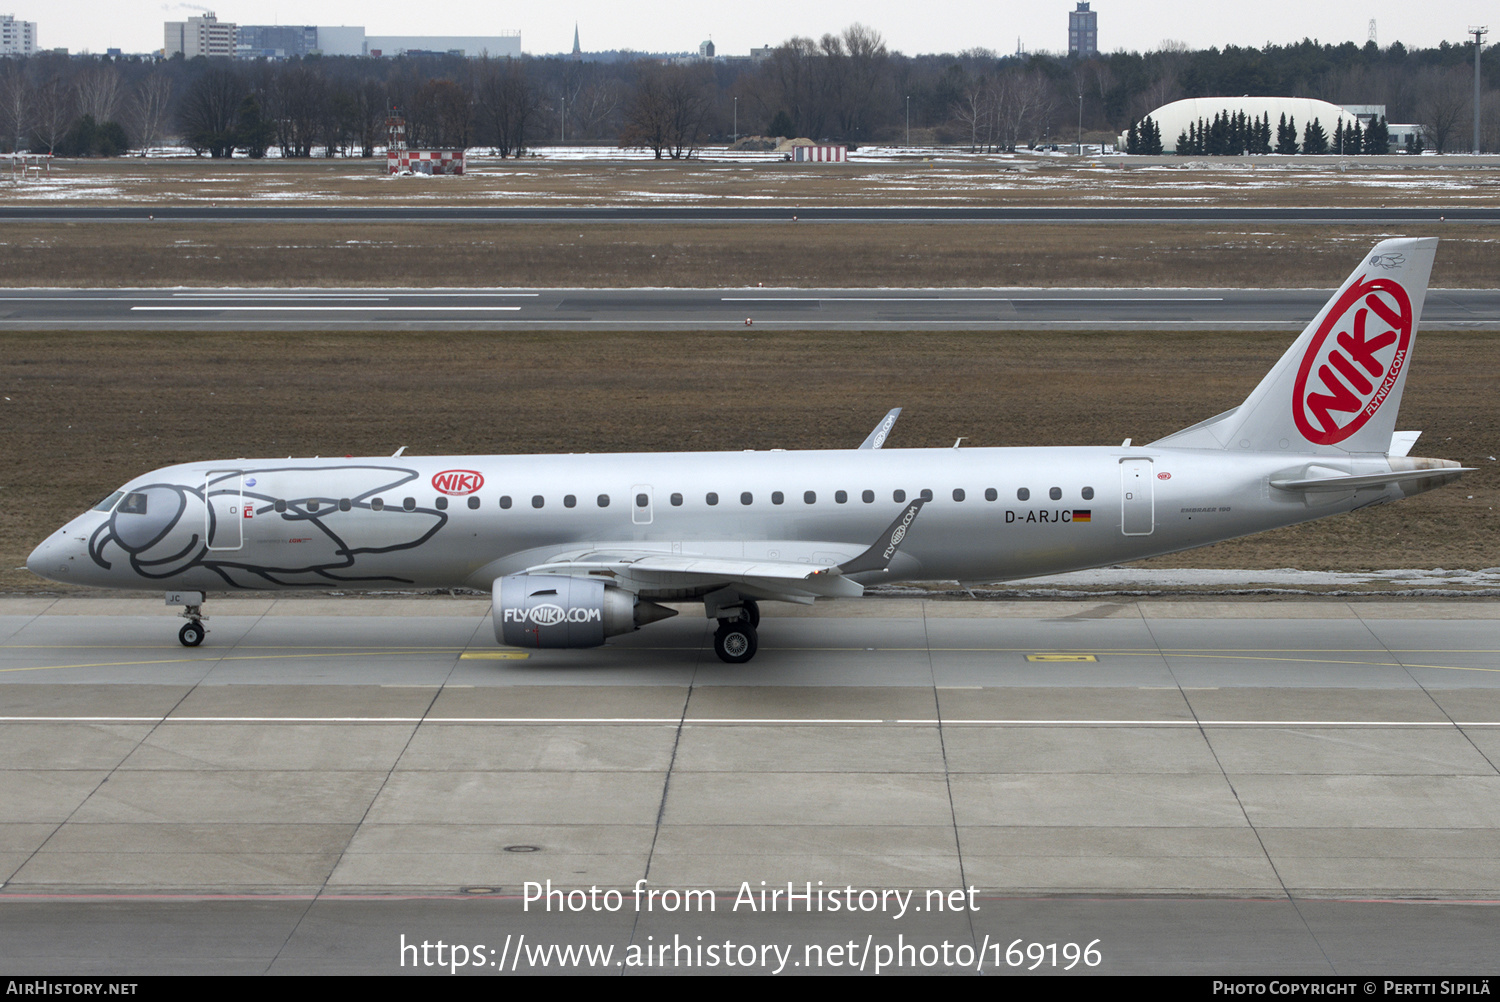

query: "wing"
(520, 499), (927, 604)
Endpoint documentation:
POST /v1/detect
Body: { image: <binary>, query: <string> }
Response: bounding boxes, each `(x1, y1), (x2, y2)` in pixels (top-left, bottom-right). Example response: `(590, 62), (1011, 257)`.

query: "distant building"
(235, 24), (317, 59)
(313, 26), (366, 57)
(1068, 2), (1097, 58)
(750, 45), (775, 62)
(570, 24), (581, 61)
(698, 39), (714, 58)
(1122, 97), (1361, 152)
(0, 14), (36, 56)
(365, 31), (520, 58)
(232, 25), (366, 59)
(164, 12), (236, 58)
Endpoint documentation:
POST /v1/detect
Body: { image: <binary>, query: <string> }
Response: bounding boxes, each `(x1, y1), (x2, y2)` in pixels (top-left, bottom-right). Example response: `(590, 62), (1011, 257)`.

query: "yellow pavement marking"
(460, 651), (531, 660)
(1027, 654), (1099, 662)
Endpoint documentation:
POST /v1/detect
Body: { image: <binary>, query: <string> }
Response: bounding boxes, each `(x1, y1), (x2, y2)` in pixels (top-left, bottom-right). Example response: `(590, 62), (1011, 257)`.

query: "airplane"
(26, 237), (1470, 664)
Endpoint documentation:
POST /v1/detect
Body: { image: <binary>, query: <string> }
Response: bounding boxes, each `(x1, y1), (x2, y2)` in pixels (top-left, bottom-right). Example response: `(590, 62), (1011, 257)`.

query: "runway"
(2, 205), (1499, 224)
(4, 287), (1499, 331)
(2, 595), (1498, 974)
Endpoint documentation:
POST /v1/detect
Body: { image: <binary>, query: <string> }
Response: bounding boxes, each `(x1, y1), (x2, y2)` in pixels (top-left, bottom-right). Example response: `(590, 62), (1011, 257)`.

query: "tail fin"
(1153, 237), (1437, 455)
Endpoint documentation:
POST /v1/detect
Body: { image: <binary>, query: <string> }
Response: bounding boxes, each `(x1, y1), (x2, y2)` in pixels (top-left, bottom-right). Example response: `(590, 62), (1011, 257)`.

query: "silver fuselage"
(28, 445), (1436, 596)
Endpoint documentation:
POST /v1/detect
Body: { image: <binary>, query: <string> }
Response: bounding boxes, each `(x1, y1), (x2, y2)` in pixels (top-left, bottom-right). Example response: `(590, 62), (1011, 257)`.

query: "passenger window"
(740, 492), (753, 505)
(953, 488), (965, 502)
(371, 498), (384, 511)
(467, 496), (480, 510)
(635, 493), (649, 508)
(670, 493), (683, 507)
(564, 495), (577, 508)
(920, 489), (933, 502)
(1082, 486), (1095, 500)
(1050, 487), (1062, 501)
(804, 491), (816, 504)
(531, 495), (544, 509)
(599, 494), (611, 507)
(1017, 488), (1030, 501)
(435, 497), (448, 511)
(499, 496), (512, 509)
(707, 492), (719, 506)
(862, 490), (874, 503)
(984, 488), (997, 502)
(308, 500), (320, 512)
(893, 489), (906, 503)
(772, 491), (784, 505)
(274, 499), (287, 513)
(339, 498), (352, 512)
(835, 490), (848, 504)
(403, 497), (416, 511)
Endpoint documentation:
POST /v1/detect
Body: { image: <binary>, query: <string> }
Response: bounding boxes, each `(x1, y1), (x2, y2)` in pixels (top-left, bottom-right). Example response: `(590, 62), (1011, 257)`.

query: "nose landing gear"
(167, 591), (208, 647)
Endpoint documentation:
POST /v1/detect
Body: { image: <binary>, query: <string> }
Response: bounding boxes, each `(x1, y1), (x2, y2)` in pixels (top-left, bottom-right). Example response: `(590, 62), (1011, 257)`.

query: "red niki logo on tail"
(1292, 275), (1413, 445)
(432, 470), (485, 495)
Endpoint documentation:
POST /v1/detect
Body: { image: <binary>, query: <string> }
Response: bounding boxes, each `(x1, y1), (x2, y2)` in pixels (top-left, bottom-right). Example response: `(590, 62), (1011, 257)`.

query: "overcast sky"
(27, 0), (1498, 59)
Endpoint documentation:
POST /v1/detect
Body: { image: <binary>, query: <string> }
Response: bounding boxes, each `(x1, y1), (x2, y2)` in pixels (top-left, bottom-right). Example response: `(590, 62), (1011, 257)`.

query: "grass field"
(0, 222), (1493, 288)
(5, 155), (1500, 208)
(3, 330), (1494, 594)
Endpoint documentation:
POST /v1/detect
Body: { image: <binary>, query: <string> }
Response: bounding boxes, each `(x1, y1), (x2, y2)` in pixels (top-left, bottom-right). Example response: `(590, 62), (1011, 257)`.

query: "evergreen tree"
(1365, 116), (1389, 154)
(1302, 117), (1329, 155)
(1276, 114), (1298, 154)
(1127, 120), (1139, 154)
(1144, 116), (1162, 155)
(1333, 119), (1345, 153)
(1349, 119), (1363, 155)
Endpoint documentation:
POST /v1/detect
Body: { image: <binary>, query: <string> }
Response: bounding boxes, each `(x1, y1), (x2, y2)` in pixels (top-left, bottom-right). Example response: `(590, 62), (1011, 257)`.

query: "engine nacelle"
(494, 574), (672, 648)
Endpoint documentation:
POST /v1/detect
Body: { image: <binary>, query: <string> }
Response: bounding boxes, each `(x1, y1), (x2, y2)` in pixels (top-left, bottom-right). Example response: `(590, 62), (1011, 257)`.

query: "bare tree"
(74, 63), (122, 125)
(821, 23), (889, 140)
(0, 61), (31, 152)
(128, 71), (172, 154)
(620, 63), (712, 159)
(475, 59), (538, 157)
(268, 62), (326, 157)
(29, 74), (73, 154)
(408, 78), (471, 148)
(178, 68), (243, 158)
(1416, 66), (1470, 153)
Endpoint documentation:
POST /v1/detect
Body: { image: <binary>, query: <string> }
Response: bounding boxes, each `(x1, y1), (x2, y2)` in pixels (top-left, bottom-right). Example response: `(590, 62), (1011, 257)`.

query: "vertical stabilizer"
(1155, 237), (1437, 455)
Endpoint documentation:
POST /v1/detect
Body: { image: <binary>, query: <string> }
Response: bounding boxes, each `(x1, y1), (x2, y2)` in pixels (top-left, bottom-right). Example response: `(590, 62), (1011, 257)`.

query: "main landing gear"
(712, 599), (759, 664)
(167, 591), (208, 647)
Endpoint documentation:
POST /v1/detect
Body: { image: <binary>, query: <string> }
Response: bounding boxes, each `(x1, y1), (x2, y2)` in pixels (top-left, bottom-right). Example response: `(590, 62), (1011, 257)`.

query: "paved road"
(2, 205), (1499, 223)
(2, 596), (1498, 974)
(3, 287), (1497, 331)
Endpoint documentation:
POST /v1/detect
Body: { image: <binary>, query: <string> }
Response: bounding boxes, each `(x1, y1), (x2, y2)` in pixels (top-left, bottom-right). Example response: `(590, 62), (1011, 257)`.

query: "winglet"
(838, 499), (924, 575)
(858, 408), (902, 449)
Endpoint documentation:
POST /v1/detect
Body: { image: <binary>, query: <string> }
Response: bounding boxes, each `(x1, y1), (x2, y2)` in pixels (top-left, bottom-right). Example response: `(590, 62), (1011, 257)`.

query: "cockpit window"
(118, 492), (149, 515)
(91, 491), (124, 512)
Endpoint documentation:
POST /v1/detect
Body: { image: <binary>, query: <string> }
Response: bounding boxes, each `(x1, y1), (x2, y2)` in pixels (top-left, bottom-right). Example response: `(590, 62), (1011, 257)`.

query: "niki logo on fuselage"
(432, 470), (484, 496)
(1293, 276), (1412, 445)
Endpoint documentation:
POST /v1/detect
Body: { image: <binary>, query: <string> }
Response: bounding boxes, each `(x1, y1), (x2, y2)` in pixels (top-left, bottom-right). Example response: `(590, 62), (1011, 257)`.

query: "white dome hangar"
(1124, 96), (1363, 152)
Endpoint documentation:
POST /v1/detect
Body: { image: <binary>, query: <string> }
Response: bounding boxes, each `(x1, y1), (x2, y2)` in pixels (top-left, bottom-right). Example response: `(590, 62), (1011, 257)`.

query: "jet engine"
(493, 574), (676, 648)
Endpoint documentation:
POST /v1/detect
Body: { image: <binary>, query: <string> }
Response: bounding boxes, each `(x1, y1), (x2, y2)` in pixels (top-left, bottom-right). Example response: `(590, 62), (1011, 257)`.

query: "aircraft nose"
(26, 531), (79, 583)
(25, 536), (55, 578)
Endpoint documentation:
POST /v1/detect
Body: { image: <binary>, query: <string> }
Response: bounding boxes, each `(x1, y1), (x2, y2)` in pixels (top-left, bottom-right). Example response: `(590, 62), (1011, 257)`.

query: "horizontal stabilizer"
(1270, 466), (1472, 492)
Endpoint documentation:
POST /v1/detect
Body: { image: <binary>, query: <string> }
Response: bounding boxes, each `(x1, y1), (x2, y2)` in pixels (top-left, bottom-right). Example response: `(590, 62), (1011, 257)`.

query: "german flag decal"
(1073, 510), (1092, 522)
